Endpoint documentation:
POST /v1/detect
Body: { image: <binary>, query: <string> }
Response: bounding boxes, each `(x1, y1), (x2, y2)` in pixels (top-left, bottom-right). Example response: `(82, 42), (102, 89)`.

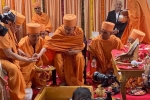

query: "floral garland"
(2, 0), (5, 9)
(101, 0), (105, 22)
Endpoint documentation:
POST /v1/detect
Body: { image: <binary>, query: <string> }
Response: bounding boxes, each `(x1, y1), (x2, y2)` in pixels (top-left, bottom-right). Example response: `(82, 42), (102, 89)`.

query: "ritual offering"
(130, 60), (143, 68)
(95, 85), (106, 97)
(34, 65), (55, 72)
(127, 87), (146, 96)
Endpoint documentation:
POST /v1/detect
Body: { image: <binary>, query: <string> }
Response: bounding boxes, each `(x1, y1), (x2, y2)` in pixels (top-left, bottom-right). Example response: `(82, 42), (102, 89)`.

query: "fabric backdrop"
(0, 0), (149, 40)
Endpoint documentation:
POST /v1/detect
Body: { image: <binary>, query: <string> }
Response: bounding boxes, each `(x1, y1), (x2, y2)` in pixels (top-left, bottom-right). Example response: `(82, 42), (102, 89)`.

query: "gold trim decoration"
(2, 0), (5, 9)
(101, 0), (105, 22)
(89, 0), (94, 38)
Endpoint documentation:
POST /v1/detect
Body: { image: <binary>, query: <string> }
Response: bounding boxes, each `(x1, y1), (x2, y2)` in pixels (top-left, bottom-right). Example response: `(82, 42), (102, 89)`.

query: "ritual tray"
(127, 88), (146, 96)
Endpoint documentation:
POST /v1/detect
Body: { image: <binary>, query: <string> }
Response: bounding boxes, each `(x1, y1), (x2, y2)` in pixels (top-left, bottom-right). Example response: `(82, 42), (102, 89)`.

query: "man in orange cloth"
(19, 23), (51, 89)
(120, 0), (150, 44)
(33, 14), (85, 86)
(127, 29), (146, 45)
(125, 29), (146, 88)
(88, 21), (123, 74)
(39, 24), (53, 65)
(32, 2), (53, 34)
(40, 24), (49, 39)
(0, 10), (37, 100)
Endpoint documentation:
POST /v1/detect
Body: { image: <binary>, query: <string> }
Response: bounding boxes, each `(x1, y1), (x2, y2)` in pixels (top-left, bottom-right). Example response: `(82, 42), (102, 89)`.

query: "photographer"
(3, 6), (10, 13)
(0, 10), (37, 100)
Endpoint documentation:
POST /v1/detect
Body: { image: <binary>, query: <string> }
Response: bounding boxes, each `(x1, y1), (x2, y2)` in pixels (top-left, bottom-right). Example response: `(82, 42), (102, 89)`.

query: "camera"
(0, 24), (8, 36)
(92, 71), (120, 87)
(0, 11), (15, 24)
(0, 11), (15, 36)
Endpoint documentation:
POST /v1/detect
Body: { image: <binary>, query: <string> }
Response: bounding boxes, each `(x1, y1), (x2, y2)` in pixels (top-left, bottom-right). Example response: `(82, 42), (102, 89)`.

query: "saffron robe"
(44, 25), (85, 86)
(0, 26), (26, 100)
(32, 12), (53, 33)
(19, 36), (51, 88)
(88, 35), (123, 74)
(121, 0), (150, 44)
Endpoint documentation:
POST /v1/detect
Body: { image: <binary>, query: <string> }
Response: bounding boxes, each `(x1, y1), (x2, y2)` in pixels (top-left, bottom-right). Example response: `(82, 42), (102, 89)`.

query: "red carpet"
(32, 78), (150, 100)
(32, 61), (150, 100)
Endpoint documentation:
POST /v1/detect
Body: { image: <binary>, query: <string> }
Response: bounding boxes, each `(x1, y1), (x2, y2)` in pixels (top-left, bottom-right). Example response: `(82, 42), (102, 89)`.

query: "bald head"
(3, 6), (10, 13)
(114, 0), (122, 12)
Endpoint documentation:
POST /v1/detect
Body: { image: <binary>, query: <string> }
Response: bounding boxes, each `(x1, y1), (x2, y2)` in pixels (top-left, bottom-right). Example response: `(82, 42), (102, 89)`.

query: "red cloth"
(111, 45), (150, 70)
(117, 65), (143, 70)
(94, 92), (150, 100)
(112, 49), (144, 70)
(112, 44), (150, 59)
(113, 93), (150, 100)
(32, 54), (150, 100)
(45, 49), (56, 61)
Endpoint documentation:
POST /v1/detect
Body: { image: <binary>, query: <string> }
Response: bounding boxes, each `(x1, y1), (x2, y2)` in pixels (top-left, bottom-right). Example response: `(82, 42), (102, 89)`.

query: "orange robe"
(32, 12), (53, 32)
(44, 25), (85, 86)
(88, 35), (123, 74)
(0, 25), (26, 100)
(121, 0), (150, 44)
(19, 36), (51, 88)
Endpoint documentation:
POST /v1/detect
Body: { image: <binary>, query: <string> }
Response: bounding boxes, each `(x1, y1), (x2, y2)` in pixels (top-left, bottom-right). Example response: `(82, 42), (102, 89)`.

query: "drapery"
(0, 0), (149, 40)
(147, 0), (150, 9)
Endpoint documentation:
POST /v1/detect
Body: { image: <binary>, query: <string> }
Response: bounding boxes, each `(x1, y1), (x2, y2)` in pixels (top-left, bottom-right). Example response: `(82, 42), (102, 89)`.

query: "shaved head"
(114, 0), (122, 12)
(3, 6), (10, 13)
(115, 0), (122, 5)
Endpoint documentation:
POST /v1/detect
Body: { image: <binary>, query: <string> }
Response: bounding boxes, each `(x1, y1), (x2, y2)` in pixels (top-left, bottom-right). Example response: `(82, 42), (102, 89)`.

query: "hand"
(18, 49), (29, 57)
(26, 57), (38, 63)
(66, 49), (80, 55)
(32, 53), (41, 59)
(91, 59), (97, 68)
(113, 30), (118, 35)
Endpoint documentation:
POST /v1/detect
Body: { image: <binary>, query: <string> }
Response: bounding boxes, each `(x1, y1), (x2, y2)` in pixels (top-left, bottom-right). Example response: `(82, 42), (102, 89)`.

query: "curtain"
(0, 0), (149, 40)
(147, 0), (150, 9)
(45, 0), (62, 33)
(64, 0), (81, 27)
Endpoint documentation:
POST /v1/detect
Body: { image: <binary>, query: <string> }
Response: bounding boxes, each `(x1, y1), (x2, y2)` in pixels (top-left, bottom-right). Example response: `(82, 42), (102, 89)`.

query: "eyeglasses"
(34, 7), (41, 10)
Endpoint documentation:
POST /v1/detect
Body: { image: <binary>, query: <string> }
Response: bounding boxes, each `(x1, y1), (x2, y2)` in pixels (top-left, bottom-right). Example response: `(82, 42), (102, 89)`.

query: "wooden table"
(112, 59), (144, 100)
(34, 86), (94, 100)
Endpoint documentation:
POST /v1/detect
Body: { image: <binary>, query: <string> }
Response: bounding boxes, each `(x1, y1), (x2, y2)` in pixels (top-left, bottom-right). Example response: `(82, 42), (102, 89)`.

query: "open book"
(127, 38), (139, 55)
(116, 38), (139, 62)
